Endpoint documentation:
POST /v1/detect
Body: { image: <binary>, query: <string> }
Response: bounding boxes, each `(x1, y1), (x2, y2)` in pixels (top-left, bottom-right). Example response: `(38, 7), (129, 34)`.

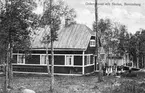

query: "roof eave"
(30, 48), (86, 51)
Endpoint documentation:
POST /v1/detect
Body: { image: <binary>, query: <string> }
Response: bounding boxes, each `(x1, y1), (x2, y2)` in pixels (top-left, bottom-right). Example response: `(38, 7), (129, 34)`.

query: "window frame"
(90, 39), (96, 47)
(40, 55), (47, 65)
(65, 55), (74, 66)
(86, 55), (91, 65)
(17, 55), (25, 64)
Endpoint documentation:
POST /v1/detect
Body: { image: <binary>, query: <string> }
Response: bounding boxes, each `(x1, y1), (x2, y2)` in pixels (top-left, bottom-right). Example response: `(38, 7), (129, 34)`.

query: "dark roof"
(31, 24), (94, 50)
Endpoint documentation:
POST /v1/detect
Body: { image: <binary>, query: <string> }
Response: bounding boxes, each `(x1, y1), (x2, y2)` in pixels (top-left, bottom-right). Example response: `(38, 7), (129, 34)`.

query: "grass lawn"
(0, 73), (100, 93)
(0, 71), (145, 93)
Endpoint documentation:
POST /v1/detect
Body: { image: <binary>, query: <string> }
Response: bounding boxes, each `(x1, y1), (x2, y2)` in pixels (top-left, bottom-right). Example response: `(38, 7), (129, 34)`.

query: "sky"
(60, 0), (145, 34)
(1, 0), (144, 34)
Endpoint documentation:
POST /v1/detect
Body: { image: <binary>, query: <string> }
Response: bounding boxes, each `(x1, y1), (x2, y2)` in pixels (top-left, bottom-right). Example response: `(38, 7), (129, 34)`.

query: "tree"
(128, 29), (145, 68)
(93, 18), (134, 75)
(94, 0), (104, 82)
(94, 19), (113, 53)
(104, 23), (129, 59)
(117, 25), (129, 56)
(0, 0), (38, 92)
(93, 18), (113, 64)
(138, 29), (145, 68)
(93, 18), (113, 81)
(38, 0), (76, 92)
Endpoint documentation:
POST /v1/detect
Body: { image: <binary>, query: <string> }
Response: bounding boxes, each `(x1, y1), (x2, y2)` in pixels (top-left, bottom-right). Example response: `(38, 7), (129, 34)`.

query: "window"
(85, 55), (94, 65)
(54, 56), (65, 65)
(65, 55), (74, 66)
(17, 55), (25, 64)
(90, 55), (94, 64)
(40, 55), (51, 65)
(12, 55), (17, 63)
(74, 56), (82, 65)
(40, 55), (47, 65)
(25, 55), (40, 64)
(90, 39), (95, 47)
(86, 55), (90, 65)
(85, 55), (91, 65)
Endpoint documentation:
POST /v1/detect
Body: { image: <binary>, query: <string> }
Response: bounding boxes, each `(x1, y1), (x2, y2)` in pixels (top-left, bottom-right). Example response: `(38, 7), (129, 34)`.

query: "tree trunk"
(98, 60), (103, 82)
(142, 56), (143, 68)
(4, 44), (10, 93)
(50, 40), (54, 92)
(46, 44), (51, 76)
(4, 65), (8, 93)
(143, 56), (145, 68)
(137, 57), (139, 68)
(95, 0), (103, 82)
(8, 44), (13, 86)
(49, 0), (54, 92)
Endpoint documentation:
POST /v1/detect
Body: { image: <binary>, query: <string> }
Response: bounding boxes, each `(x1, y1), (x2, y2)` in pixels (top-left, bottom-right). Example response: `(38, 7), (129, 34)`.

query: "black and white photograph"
(0, 0), (145, 93)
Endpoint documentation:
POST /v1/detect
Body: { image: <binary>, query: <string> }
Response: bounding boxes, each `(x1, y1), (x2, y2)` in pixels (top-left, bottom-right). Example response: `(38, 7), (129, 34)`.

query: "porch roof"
(31, 24), (94, 50)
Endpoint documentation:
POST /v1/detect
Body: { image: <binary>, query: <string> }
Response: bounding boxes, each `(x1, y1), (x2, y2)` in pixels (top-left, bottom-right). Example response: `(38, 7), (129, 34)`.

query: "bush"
(112, 80), (145, 93)
(121, 71), (137, 77)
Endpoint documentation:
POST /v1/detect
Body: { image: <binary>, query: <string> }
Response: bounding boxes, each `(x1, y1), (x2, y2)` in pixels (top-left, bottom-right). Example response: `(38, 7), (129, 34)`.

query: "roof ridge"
(71, 24), (95, 36)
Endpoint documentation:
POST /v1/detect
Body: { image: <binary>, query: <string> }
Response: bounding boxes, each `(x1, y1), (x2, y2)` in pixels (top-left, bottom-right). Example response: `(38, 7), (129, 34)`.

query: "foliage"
(40, 0), (77, 43)
(93, 19), (129, 58)
(113, 80), (145, 93)
(0, 0), (39, 92)
(117, 25), (129, 56)
(0, 0), (38, 59)
(93, 18), (145, 68)
(128, 29), (145, 68)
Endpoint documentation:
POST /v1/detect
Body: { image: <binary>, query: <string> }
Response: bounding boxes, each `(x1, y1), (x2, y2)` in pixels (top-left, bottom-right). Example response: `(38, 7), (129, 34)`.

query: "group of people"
(102, 63), (122, 76)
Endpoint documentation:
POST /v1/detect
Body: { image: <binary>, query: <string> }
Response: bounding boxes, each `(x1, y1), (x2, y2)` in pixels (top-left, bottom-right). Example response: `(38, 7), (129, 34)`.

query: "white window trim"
(86, 55), (90, 65)
(40, 55), (52, 65)
(85, 55), (95, 66)
(90, 39), (95, 47)
(17, 54), (25, 64)
(40, 55), (46, 65)
(40, 55), (44, 65)
(65, 55), (74, 66)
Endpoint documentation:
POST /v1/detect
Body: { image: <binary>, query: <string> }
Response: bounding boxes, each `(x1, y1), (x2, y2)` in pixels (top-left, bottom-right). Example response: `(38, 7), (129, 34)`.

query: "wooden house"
(12, 23), (99, 75)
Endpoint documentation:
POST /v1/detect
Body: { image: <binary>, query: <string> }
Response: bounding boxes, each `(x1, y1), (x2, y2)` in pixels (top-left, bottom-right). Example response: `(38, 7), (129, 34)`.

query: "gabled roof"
(99, 47), (105, 54)
(31, 24), (94, 50)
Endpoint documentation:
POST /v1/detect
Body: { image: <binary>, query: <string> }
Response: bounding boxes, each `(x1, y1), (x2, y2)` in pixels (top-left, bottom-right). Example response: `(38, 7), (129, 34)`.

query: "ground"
(0, 71), (145, 93)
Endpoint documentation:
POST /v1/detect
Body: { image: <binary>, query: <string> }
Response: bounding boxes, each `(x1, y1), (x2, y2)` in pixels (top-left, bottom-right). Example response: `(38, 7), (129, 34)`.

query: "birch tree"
(39, 0), (76, 92)
(0, 0), (38, 92)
